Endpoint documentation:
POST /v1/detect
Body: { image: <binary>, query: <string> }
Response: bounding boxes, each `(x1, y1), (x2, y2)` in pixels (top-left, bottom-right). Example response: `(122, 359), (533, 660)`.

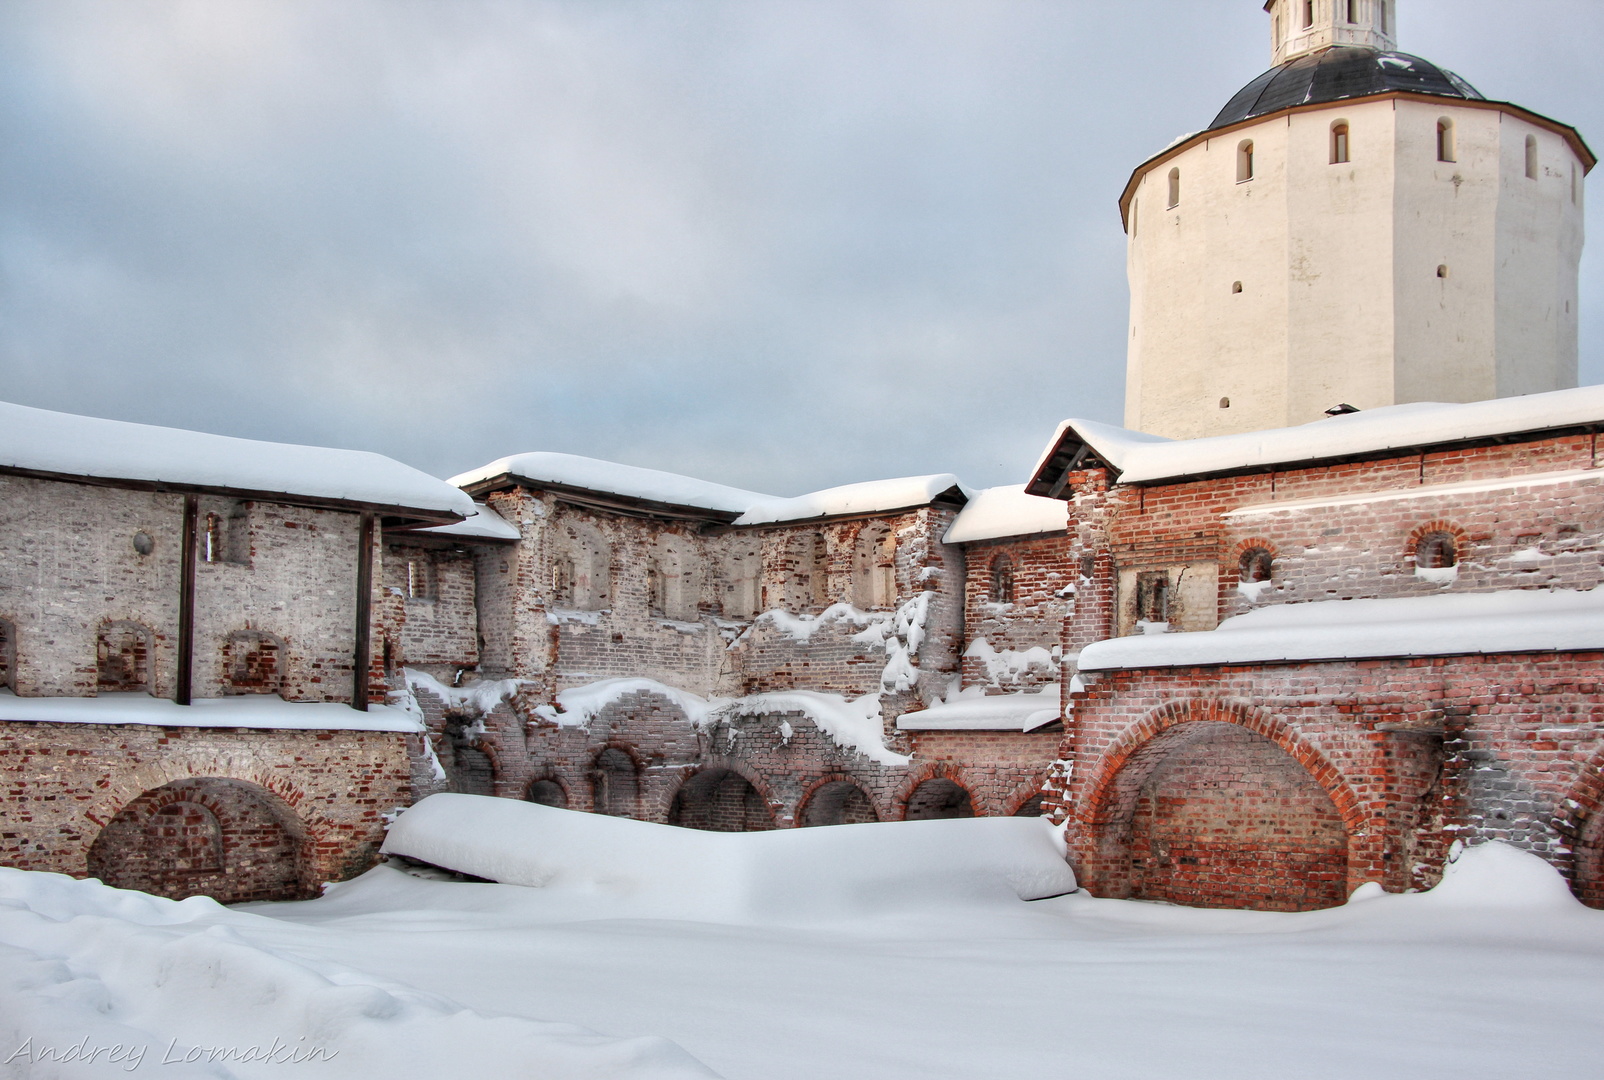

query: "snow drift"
(381, 794), (1078, 920)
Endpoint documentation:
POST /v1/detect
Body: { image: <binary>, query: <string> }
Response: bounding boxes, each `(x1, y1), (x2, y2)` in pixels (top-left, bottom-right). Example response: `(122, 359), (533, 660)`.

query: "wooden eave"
(0, 463), (466, 530)
(1118, 92), (1597, 230)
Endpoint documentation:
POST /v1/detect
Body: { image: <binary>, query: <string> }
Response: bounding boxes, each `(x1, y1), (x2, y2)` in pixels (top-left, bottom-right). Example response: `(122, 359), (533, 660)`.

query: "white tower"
(1122, 1), (1593, 441)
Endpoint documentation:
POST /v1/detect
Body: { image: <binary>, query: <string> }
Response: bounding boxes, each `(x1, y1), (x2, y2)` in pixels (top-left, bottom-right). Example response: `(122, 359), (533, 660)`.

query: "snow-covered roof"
(943, 485), (1068, 544)
(735, 474), (969, 526)
(0, 400), (475, 520)
(895, 689), (1060, 732)
(413, 501), (521, 541)
(1028, 385), (1604, 493)
(1076, 588), (1604, 672)
(451, 451), (771, 516)
(0, 689), (423, 733)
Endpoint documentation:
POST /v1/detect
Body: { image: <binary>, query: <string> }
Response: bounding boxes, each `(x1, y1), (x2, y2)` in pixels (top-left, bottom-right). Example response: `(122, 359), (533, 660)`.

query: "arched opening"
(592, 747), (639, 817)
(441, 715), (495, 796)
(1525, 134), (1539, 180)
(905, 778), (975, 820)
(1012, 793), (1044, 818)
(800, 780), (878, 827)
(1437, 118), (1456, 163)
(526, 779), (569, 808)
(1236, 140), (1254, 183)
(1239, 547), (1274, 584)
(1331, 121), (1350, 164)
(87, 777), (307, 903)
(851, 522), (895, 610)
(221, 630), (284, 695)
(1106, 721), (1348, 911)
(668, 768), (774, 832)
(1414, 531), (1458, 569)
(1166, 167), (1180, 209)
(988, 553), (1015, 604)
(646, 561), (666, 617)
(96, 621), (152, 693)
(783, 532), (830, 612)
(1301, 0), (1314, 29)
(553, 522), (611, 610)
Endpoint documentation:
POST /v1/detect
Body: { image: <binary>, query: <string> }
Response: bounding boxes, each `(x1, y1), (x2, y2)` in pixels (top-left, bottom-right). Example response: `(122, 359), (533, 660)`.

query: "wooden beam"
(352, 511), (375, 711)
(176, 494), (198, 706)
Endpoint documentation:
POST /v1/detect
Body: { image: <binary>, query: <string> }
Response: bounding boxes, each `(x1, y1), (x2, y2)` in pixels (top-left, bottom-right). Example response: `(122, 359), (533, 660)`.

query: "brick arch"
(92, 751), (325, 836)
(1406, 519), (1468, 563)
(797, 772), (879, 826)
(1557, 748), (1604, 908)
(1081, 698), (1369, 835)
(1003, 779), (1048, 817)
(1228, 537), (1279, 585)
(896, 763), (978, 821)
(666, 756), (778, 832)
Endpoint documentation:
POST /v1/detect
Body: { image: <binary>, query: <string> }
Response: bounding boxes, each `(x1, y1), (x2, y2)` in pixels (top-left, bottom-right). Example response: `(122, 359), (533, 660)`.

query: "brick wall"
(959, 533), (1074, 693)
(0, 720), (414, 897)
(1055, 650), (1604, 909)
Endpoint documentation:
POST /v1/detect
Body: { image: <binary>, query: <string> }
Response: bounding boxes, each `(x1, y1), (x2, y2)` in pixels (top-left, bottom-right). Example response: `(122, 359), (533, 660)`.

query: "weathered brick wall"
(1055, 651), (1604, 909)
(0, 720), (414, 895)
(0, 476), (380, 705)
(384, 540), (480, 668)
(901, 729), (1060, 817)
(959, 533), (1074, 693)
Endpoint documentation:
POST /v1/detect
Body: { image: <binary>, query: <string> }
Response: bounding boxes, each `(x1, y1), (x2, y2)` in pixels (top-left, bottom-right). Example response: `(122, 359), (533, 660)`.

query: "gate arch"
(668, 764), (776, 832)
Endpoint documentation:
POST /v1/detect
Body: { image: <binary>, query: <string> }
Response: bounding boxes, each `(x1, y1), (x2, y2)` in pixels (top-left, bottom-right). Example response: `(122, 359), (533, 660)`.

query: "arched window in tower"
(1347, 0), (1359, 23)
(1130, 198), (1138, 237)
(1167, 167), (1180, 209)
(1301, 0), (1314, 30)
(1236, 140), (1254, 183)
(1331, 122), (1350, 164)
(1525, 135), (1538, 180)
(1380, 0), (1390, 35)
(1437, 118), (1456, 163)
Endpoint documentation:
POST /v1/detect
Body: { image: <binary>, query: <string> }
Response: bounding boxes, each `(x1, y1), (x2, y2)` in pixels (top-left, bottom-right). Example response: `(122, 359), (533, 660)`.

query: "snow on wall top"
(451, 451), (771, 514)
(735, 474), (969, 526)
(413, 501), (521, 540)
(0, 400), (475, 518)
(1036, 384), (1604, 488)
(1076, 588), (1604, 671)
(0, 689), (424, 733)
(943, 484), (1068, 544)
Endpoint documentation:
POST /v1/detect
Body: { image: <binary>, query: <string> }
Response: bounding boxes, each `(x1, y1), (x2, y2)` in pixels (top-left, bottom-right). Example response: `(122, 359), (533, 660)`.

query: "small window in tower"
(1331, 122), (1350, 164)
(1231, 281), (1243, 293)
(1347, 0), (1359, 23)
(1573, 162), (1580, 205)
(1437, 264), (1450, 279)
(1167, 167), (1180, 209)
(1437, 118), (1456, 163)
(1131, 198), (1139, 237)
(1236, 140), (1254, 183)
(1219, 397), (1231, 409)
(1302, 0), (1314, 29)
(1525, 135), (1538, 180)
(1380, 0), (1390, 34)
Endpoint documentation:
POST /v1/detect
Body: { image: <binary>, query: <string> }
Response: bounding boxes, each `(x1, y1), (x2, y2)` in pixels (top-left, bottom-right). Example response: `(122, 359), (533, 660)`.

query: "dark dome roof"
(1209, 47), (1483, 132)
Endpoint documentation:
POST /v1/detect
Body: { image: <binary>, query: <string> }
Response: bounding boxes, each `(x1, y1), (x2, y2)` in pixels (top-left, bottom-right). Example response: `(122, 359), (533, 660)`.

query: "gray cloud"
(1, 0), (1600, 495)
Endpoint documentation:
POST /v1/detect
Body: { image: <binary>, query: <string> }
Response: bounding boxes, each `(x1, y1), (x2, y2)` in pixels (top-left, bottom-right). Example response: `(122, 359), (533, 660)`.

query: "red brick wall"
(1056, 650), (1604, 907)
(960, 533), (1074, 693)
(0, 720), (414, 896)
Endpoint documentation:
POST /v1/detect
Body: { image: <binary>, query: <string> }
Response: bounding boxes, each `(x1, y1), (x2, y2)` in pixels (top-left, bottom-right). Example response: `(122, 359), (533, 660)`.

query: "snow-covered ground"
(4, 797), (1603, 1079)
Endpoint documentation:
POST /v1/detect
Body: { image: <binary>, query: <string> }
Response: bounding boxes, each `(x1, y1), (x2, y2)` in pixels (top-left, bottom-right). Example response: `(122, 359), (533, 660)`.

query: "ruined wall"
(384, 539), (480, 669)
(0, 476), (378, 704)
(1056, 650), (1604, 909)
(959, 533), (1074, 693)
(0, 720), (414, 895)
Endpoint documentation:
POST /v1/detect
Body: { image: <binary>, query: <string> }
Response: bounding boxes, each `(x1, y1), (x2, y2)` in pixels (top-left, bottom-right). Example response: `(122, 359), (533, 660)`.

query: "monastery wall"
(958, 533), (1074, 693)
(0, 720), (414, 901)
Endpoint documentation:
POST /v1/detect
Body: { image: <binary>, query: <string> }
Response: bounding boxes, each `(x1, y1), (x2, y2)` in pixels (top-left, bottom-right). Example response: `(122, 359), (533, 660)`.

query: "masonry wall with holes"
(958, 533), (1075, 694)
(0, 476), (383, 703)
(0, 719), (415, 901)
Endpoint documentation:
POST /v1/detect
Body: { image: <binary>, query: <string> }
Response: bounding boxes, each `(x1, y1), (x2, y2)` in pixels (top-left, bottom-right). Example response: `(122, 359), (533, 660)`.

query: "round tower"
(1122, 0), (1594, 440)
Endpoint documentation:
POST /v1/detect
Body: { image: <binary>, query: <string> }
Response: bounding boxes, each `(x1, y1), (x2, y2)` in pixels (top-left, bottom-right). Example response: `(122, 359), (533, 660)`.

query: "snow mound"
(735, 474), (969, 526)
(0, 868), (716, 1079)
(1420, 842), (1584, 910)
(382, 794), (1076, 921)
(944, 484), (1067, 543)
(450, 451), (769, 514)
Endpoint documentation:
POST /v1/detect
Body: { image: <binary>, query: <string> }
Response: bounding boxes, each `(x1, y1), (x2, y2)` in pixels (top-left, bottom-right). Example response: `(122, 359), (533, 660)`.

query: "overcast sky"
(2, 0), (1602, 496)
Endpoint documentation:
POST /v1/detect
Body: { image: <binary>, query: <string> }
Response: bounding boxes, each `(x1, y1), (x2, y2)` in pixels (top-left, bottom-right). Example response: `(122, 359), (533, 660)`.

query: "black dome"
(1209, 47), (1483, 132)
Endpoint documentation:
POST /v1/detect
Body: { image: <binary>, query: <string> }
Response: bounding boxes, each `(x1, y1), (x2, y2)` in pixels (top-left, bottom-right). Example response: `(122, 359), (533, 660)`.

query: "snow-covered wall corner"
(734, 474), (970, 526)
(402, 668), (535, 721)
(945, 485), (1069, 544)
(451, 451), (770, 514)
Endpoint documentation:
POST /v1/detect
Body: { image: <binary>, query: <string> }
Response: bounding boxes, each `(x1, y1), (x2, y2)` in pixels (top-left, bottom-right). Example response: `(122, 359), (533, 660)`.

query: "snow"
(0, 689), (422, 733)
(449, 451), (770, 514)
(962, 635), (1058, 685)
(410, 500), (521, 540)
(734, 474), (969, 526)
(894, 688), (1060, 732)
(1036, 384), (1604, 486)
(529, 676), (908, 766)
(1077, 587), (1604, 671)
(943, 484), (1068, 543)
(5, 823), (1602, 1080)
(0, 400), (475, 518)
(382, 794), (1077, 918)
